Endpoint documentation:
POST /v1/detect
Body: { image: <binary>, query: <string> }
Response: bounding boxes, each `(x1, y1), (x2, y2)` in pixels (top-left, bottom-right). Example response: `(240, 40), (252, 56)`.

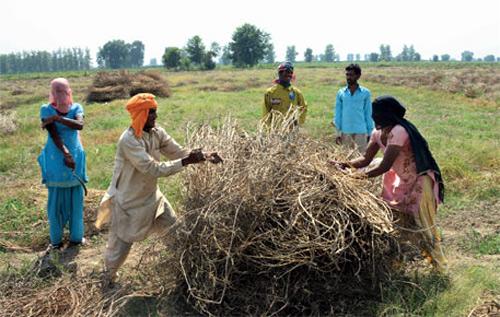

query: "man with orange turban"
(97, 93), (222, 283)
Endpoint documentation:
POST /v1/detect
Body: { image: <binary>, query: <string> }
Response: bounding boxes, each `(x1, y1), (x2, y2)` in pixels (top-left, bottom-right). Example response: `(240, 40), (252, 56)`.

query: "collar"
(343, 84), (360, 92)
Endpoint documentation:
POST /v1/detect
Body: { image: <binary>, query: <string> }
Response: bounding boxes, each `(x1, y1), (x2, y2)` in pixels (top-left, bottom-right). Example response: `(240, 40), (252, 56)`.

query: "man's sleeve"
(158, 129), (189, 160)
(262, 92), (272, 124)
(121, 136), (183, 178)
(364, 91), (374, 134)
(334, 91), (343, 135)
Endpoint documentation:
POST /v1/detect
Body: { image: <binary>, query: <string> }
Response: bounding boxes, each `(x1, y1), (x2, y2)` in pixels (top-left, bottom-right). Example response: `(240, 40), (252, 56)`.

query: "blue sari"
(38, 103), (88, 246)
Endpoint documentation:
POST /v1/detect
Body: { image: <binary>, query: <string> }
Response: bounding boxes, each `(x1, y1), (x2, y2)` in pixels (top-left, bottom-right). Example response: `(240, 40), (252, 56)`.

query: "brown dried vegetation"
(86, 70), (171, 103)
(158, 118), (400, 315)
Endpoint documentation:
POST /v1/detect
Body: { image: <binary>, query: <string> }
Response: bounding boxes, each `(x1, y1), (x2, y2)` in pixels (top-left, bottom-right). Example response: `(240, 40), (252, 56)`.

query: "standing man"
(263, 61), (307, 128)
(96, 93), (221, 282)
(333, 64), (374, 152)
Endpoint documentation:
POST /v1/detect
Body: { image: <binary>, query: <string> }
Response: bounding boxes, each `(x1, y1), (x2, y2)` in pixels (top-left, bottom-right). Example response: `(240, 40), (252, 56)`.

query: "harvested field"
(0, 63), (498, 316)
(363, 66), (500, 102)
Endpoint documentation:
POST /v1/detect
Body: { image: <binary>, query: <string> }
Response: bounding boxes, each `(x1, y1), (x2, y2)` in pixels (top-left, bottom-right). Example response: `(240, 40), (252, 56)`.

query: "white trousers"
(104, 205), (176, 279)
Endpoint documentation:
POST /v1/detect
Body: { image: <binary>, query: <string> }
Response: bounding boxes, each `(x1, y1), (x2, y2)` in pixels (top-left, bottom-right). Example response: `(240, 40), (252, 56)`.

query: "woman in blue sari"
(38, 78), (88, 249)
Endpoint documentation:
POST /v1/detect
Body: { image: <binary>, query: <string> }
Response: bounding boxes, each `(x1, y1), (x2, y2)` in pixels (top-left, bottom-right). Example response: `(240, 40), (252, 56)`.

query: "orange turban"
(126, 93), (158, 137)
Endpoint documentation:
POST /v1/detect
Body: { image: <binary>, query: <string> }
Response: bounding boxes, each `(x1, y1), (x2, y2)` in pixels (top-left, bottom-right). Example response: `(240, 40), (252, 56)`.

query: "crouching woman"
(331, 95), (447, 271)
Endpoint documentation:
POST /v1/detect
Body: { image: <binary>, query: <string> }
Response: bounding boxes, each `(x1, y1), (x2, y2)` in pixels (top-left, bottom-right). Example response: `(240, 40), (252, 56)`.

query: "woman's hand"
(63, 152), (75, 169)
(41, 115), (61, 128)
(335, 136), (342, 145)
(328, 160), (349, 170)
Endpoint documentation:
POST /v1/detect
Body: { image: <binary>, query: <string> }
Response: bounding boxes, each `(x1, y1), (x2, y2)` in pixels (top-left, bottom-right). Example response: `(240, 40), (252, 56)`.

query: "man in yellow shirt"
(262, 62), (307, 127)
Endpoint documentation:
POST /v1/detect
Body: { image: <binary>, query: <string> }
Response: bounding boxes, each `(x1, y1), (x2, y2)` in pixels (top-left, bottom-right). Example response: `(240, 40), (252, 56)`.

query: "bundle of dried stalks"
(0, 244), (175, 317)
(130, 70), (171, 97)
(0, 271), (131, 317)
(161, 114), (399, 316)
(86, 70), (170, 103)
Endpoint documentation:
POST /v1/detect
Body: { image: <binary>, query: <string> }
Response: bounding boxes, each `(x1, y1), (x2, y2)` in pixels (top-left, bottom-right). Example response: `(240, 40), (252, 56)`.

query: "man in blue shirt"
(333, 64), (374, 152)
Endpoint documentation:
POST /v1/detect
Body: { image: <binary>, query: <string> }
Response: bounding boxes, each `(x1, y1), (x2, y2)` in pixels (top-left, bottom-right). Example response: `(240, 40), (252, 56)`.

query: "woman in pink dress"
(331, 95), (447, 270)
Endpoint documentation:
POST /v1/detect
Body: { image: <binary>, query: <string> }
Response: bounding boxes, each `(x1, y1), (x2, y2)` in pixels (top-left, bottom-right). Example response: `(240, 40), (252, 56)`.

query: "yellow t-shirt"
(263, 83), (307, 125)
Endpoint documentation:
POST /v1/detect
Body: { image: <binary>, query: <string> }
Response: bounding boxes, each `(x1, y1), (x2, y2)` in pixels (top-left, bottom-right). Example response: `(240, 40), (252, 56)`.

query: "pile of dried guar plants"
(160, 115), (399, 316)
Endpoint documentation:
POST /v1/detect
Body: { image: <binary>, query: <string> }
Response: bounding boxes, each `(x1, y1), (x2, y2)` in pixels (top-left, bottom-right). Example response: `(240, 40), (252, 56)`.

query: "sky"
(2, 0), (499, 65)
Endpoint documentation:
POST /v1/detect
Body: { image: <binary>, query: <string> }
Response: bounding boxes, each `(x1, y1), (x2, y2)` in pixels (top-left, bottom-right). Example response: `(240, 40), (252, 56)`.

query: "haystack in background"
(130, 70), (171, 97)
(157, 116), (400, 316)
(86, 70), (171, 103)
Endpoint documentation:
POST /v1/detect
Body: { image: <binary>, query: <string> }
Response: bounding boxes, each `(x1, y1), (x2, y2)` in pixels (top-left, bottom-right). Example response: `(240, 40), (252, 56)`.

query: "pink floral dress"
(371, 125), (441, 215)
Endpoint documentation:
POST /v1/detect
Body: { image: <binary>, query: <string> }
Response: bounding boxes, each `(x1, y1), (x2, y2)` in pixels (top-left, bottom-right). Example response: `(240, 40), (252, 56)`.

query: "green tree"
(397, 45), (409, 61)
(408, 45), (416, 61)
(286, 45), (298, 63)
(441, 54), (450, 61)
(186, 35), (205, 65)
(220, 45), (232, 65)
(347, 53), (354, 62)
(202, 51), (217, 70)
(130, 40), (145, 67)
(483, 54), (495, 62)
(304, 48), (313, 63)
(229, 23), (270, 67)
(0, 55), (7, 74)
(180, 56), (191, 70)
(432, 55), (439, 62)
(379, 44), (392, 61)
(395, 44), (419, 61)
(324, 44), (335, 62)
(97, 40), (129, 69)
(461, 50), (474, 62)
(210, 42), (221, 57)
(369, 52), (379, 62)
(83, 48), (91, 69)
(162, 47), (182, 69)
(264, 43), (275, 64)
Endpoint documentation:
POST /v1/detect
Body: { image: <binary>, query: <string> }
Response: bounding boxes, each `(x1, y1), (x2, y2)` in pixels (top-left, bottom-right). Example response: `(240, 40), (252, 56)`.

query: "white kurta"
(96, 127), (188, 243)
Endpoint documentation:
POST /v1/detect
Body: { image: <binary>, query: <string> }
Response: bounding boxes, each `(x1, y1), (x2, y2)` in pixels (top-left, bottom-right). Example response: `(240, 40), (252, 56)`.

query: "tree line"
(0, 48), (91, 74)
(0, 23), (497, 74)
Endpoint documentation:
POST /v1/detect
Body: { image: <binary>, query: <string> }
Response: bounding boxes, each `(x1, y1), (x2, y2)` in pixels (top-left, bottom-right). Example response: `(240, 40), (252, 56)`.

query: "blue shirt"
(37, 103), (88, 187)
(333, 85), (374, 135)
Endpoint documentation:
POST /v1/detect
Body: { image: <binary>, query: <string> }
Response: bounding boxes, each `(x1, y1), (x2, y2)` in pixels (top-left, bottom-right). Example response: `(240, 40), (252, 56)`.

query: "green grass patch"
(0, 196), (48, 250)
(377, 266), (499, 316)
(460, 229), (500, 256)
(377, 272), (451, 316)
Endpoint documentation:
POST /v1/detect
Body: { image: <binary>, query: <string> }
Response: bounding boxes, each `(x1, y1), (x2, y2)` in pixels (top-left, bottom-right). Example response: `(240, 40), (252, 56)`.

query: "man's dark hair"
(345, 63), (361, 75)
